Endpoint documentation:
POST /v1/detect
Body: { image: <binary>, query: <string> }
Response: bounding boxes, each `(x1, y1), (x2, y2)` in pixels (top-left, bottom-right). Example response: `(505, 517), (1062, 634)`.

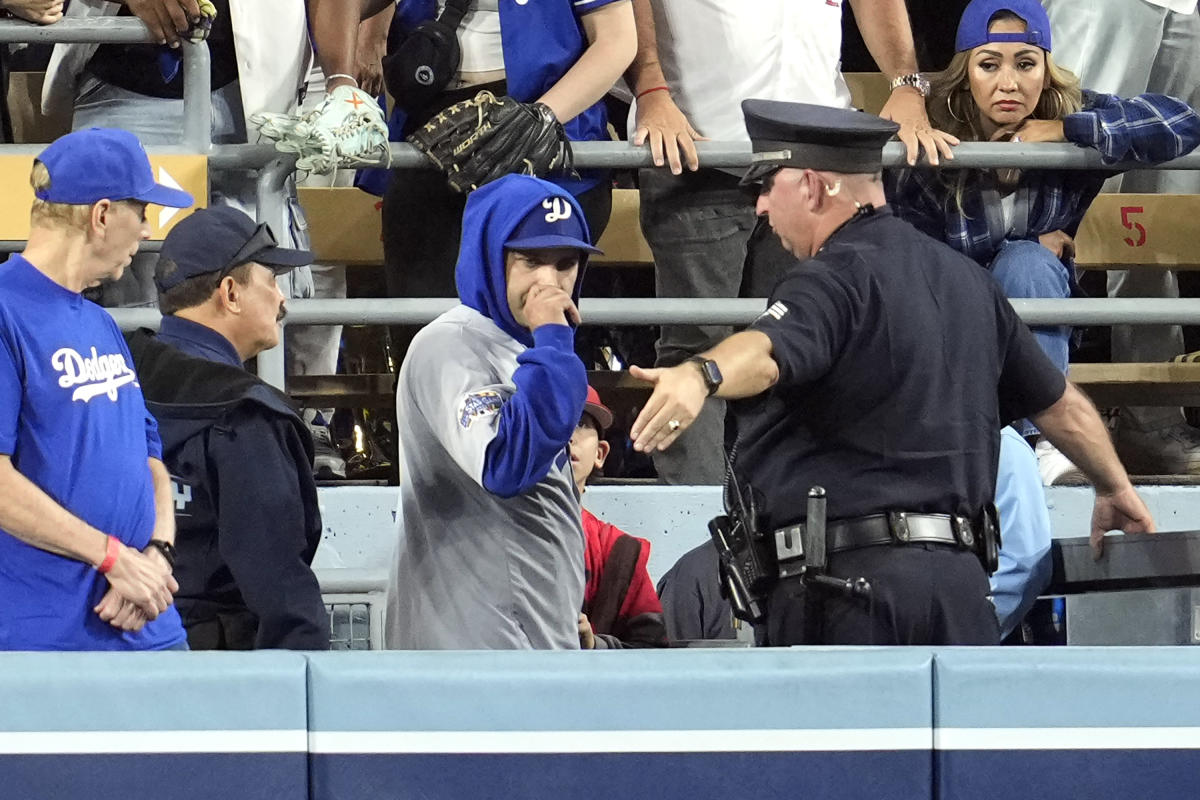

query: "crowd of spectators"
(0, 0), (1195, 651)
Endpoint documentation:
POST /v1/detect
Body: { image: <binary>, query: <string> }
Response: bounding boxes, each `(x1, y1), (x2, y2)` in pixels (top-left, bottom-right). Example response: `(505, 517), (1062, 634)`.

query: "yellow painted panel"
(297, 186), (385, 264)
(1075, 193), (1200, 269)
(594, 188), (653, 265)
(0, 154), (207, 241)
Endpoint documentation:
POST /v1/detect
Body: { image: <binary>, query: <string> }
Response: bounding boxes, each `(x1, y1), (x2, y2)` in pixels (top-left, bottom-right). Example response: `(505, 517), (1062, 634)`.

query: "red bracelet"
(636, 85), (670, 100)
(97, 535), (120, 575)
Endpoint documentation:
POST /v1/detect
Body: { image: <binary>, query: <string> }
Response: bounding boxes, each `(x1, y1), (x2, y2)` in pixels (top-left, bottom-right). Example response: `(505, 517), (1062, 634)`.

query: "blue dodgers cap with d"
(955, 0), (1052, 52)
(741, 99), (899, 184)
(156, 205), (313, 292)
(504, 195), (603, 254)
(35, 127), (194, 208)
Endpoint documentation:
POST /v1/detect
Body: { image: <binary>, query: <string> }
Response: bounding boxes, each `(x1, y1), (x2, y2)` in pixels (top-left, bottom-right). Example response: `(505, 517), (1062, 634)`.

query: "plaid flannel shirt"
(884, 91), (1200, 269)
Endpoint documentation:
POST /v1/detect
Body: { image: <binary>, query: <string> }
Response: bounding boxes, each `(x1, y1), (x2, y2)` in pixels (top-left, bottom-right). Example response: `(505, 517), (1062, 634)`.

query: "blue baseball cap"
(955, 0), (1052, 52)
(156, 206), (312, 292)
(504, 195), (602, 254)
(35, 128), (194, 208)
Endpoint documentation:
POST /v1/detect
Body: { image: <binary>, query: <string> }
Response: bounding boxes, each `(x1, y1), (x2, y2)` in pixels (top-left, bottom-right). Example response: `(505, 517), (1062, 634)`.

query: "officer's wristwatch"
(686, 356), (723, 396)
(889, 73), (930, 97)
(146, 539), (177, 570)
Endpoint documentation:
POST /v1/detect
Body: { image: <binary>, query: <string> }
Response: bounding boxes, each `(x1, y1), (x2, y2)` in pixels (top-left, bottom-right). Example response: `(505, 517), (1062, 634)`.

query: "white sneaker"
(1035, 438), (1087, 486)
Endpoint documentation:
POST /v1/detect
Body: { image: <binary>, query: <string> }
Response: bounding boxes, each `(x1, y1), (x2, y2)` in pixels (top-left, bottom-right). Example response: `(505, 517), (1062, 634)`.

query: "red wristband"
(636, 85), (670, 100)
(97, 535), (120, 575)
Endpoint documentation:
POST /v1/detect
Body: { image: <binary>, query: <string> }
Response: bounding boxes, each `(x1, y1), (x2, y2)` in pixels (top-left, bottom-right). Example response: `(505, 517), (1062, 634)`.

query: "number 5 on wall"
(1120, 206), (1147, 247)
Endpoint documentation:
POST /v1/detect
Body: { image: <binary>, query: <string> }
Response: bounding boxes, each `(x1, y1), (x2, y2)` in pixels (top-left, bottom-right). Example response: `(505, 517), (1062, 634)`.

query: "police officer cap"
(741, 99), (899, 184)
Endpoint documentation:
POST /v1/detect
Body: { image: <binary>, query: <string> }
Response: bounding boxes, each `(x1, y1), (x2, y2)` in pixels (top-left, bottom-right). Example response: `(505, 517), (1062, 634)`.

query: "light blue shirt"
(991, 427), (1054, 638)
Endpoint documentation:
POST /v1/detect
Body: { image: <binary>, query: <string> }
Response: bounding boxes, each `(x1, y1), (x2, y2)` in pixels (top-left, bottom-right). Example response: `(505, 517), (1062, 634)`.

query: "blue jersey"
(0, 255), (185, 651)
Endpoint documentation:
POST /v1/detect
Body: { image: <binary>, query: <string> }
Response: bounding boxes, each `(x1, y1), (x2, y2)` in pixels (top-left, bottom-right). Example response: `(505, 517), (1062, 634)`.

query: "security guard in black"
(630, 100), (1096, 647)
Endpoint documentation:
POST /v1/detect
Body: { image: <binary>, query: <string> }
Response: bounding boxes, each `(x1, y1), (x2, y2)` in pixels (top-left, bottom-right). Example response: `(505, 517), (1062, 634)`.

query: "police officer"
(630, 100), (1155, 646)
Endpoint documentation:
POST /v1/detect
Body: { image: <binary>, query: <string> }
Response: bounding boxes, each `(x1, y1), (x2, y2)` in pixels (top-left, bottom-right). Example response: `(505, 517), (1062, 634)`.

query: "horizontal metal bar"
(0, 17), (156, 43)
(316, 568), (390, 595)
(209, 140), (1200, 172)
(0, 241), (164, 253)
(1009, 298), (1200, 326)
(106, 297), (1200, 331)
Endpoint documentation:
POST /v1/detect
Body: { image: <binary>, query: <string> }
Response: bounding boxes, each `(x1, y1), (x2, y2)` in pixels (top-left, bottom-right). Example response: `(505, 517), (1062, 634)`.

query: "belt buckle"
(952, 515), (974, 548)
(887, 511), (910, 542)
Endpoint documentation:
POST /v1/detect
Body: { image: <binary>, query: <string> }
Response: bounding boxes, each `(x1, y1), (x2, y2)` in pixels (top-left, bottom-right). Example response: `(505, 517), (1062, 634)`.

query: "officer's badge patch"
(459, 390), (504, 428)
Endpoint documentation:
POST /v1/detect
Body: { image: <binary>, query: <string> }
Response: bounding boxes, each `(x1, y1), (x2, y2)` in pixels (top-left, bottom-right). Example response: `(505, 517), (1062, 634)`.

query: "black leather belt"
(796, 512), (976, 554)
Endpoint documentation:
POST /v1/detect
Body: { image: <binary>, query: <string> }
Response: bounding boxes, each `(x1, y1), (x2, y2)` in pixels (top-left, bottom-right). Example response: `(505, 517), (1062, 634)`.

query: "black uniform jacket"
(127, 329), (330, 650)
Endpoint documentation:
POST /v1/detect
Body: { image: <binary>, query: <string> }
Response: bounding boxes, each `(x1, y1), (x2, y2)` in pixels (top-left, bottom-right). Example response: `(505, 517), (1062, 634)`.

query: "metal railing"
(6, 18), (1200, 389)
(0, 18), (212, 152)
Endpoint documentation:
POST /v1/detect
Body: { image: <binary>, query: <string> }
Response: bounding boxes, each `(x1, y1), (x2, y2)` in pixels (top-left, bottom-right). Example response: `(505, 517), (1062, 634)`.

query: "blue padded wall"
(306, 648), (934, 800)
(934, 647), (1200, 800)
(0, 652), (309, 800)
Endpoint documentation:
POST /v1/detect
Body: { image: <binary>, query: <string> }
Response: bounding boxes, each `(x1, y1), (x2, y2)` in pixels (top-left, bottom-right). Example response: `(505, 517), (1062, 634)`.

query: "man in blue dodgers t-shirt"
(0, 128), (194, 650)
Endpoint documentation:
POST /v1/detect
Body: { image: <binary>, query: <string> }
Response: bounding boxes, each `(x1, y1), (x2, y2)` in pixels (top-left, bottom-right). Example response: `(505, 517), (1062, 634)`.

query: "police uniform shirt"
(736, 207), (1066, 528)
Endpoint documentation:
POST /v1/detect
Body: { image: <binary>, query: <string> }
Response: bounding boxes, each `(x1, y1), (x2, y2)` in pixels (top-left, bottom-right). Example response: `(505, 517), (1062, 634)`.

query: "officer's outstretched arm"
(1031, 381), (1156, 557)
(631, 330), (778, 453)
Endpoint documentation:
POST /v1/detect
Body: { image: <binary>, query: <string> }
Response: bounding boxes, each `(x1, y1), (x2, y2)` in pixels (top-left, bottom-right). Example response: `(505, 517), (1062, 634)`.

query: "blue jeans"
(990, 239), (1071, 436)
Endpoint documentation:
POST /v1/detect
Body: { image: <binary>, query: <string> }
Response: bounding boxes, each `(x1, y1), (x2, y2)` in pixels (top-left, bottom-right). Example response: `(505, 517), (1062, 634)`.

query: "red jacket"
(582, 509), (669, 648)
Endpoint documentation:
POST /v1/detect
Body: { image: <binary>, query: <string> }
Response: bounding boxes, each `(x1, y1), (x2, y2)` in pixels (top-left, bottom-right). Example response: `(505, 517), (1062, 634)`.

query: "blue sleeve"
(990, 428), (1054, 638)
(482, 324), (587, 498)
(0, 324), (21, 455)
(1064, 91), (1200, 165)
(144, 410), (163, 461)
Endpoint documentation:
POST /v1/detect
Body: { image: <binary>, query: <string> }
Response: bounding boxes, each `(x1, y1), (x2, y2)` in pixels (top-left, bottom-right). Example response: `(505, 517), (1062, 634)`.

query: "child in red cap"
(571, 385), (669, 649)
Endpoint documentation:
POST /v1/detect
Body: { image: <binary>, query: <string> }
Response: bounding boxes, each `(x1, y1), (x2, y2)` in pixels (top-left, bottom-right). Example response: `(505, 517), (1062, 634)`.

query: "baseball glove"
(252, 85), (391, 175)
(408, 90), (575, 193)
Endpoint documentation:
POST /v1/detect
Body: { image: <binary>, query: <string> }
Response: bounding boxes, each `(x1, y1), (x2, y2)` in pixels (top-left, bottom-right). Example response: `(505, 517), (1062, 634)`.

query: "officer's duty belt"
(804, 512), (977, 554)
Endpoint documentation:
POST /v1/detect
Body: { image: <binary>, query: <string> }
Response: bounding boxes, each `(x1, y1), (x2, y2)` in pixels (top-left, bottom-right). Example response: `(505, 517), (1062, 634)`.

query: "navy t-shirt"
(736, 207), (1066, 528)
(0, 255), (185, 650)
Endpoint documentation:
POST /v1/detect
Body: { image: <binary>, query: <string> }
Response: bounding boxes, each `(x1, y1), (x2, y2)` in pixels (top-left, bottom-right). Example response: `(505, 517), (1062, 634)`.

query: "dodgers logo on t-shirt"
(51, 346), (139, 403)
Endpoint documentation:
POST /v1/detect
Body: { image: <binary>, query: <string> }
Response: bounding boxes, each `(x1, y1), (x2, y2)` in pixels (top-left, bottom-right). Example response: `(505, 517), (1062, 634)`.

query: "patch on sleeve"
(755, 300), (789, 324)
(458, 389), (504, 428)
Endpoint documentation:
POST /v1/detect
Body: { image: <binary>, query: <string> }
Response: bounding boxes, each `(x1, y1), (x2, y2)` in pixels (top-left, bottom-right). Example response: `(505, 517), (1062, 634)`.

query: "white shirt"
(631, 0), (851, 143)
(439, 0), (504, 73)
(1144, 0), (1197, 14)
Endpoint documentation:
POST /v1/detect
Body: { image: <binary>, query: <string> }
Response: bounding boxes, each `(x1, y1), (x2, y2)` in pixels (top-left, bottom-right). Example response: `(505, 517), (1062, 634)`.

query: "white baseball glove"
(252, 85), (391, 175)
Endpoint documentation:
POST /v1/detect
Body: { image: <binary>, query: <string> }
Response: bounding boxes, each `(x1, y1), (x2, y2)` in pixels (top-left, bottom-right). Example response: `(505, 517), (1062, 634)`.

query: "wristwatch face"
(701, 359), (723, 390)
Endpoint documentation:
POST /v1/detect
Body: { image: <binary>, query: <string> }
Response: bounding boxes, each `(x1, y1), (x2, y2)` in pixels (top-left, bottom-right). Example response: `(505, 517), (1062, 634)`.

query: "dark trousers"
(764, 544), (1001, 646)
(183, 608), (259, 650)
(638, 167), (796, 484)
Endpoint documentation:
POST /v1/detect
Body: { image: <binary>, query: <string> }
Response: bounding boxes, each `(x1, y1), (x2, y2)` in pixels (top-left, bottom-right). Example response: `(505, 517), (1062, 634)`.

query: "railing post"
(254, 157), (296, 390)
(179, 39), (212, 155)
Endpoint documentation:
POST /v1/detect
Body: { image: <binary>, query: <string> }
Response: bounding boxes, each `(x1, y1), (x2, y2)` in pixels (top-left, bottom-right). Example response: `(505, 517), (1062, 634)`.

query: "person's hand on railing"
(125, 0), (202, 47)
(1, 0), (64, 25)
(631, 87), (705, 175)
(880, 87), (959, 167)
